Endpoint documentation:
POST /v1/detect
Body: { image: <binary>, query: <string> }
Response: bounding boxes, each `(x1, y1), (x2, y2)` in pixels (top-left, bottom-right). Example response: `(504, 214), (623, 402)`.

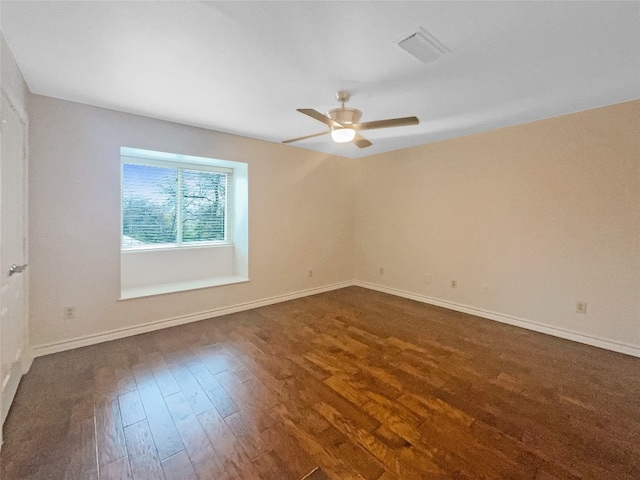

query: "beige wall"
(26, 90), (639, 354)
(1, 33), (28, 110)
(28, 95), (355, 351)
(354, 101), (640, 352)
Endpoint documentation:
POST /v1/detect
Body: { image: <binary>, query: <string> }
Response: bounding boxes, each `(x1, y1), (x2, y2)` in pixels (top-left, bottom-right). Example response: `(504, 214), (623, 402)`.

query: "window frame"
(121, 155), (234, 252)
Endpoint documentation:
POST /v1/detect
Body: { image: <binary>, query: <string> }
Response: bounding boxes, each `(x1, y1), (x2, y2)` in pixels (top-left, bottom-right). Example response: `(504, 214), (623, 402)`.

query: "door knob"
(9, 264), (27, 276)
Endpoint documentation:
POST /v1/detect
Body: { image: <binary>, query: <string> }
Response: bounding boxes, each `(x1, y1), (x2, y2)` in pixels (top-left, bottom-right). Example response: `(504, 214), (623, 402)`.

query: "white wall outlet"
(63, 306), (76, 319)
(379, 267), (385, 275)
(451, 280), (457, 289)
(482, 284), (490, 293)
(576, 301), (587, 314)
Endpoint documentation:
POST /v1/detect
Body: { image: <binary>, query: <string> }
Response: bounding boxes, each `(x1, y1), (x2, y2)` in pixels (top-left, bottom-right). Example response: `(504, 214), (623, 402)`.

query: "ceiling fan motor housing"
(328, 90), (361, 128)
(327, 108), (362, 126)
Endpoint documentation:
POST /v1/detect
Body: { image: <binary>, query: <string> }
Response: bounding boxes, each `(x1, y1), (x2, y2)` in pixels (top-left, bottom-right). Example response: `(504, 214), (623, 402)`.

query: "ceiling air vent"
(398, 27), (450, 64)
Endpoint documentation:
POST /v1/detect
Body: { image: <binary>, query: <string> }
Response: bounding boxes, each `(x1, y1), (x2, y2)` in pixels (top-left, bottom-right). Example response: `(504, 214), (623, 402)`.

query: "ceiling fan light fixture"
(284, 90), (418, 149)
(331, 127), (356, 143)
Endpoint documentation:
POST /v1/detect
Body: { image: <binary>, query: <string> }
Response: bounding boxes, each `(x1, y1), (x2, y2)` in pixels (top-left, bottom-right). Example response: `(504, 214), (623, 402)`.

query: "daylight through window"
(122, 161), (231, 249)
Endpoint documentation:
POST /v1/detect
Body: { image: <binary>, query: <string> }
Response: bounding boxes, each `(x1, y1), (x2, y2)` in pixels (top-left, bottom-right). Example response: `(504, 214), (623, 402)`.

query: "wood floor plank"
(2, 287), (638, 480)
(283, 369), (381, 434)
(214, 369), (260, 411)
(114, 352), (138, 395)
(131, 358), (156, 391)
(184, 448), (227, 480)
(146, 352), (182, 397)
(123, 420), (164, 480)
(161, 450), (197, 479)
(197, 346), (231, 375)
(324, 374), (370, 407)
(118, 390), (146, 428)
(100, 456), (133, 480)
(198, 407), (262, 480)
(302, 467), (330, 480)
(137, 381), (184, 460)
(164, 392), (225, 480)
(163, 391), (210, 454)
(264, 405), (363, 480)
(188, 361), (240, 418)
(94, 366), (119, 399)
(95, 396), (127, 467)
(314, 400), (445, 479)
(317, 424), (386, 480)
(167, 362), (215, 415)
(223, 410), (267, 460)
(64, 413), (98, 480)
(251, 451), (290, 479)
(259, 422), (320, 479)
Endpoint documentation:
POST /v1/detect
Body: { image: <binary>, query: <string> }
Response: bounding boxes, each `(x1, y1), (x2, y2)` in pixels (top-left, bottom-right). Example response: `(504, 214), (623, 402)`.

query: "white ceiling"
(2, 1), (639, 158)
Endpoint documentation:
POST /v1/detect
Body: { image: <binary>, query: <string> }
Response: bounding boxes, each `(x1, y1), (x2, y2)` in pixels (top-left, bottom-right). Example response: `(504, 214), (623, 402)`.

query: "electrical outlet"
(379, 267), (384, 275)
(576, 301), (587, 314)
(451, 280), (457, 289)
(63, 306), (76, 320)
(482, 284), (490, 293)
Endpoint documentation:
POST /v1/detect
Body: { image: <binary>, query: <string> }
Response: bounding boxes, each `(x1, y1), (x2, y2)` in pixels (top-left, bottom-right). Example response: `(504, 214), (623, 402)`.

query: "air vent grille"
(398, 27), (450, 63)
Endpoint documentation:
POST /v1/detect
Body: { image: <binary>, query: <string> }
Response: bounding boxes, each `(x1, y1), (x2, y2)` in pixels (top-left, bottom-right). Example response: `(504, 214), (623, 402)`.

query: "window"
(120, 147), (249, 299)
(122, 161), (232, 250)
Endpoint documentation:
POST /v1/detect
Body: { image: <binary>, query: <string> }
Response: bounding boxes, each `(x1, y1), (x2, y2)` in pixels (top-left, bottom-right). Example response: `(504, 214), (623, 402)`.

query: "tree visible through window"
(122, 163), (229, 249)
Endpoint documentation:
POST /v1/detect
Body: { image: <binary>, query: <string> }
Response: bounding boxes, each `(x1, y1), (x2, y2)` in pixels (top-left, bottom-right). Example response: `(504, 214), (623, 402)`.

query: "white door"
(0, 90), (28, 437)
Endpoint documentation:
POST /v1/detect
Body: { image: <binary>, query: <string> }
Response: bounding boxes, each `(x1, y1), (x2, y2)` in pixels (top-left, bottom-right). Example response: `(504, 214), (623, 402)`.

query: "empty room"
(1, 2), (639, 479)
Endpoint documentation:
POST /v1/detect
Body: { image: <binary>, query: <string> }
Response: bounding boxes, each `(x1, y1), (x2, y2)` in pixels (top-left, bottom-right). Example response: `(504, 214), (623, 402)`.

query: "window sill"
(121, 241), (233, 253)
(120, 275), (249, 300)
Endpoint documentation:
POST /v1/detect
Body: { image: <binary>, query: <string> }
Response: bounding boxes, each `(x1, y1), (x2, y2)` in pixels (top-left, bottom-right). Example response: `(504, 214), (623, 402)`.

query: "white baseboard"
(30, 279), (639, 359)
(31, 281), (354, 357)
(354, 281), (640, 358)
(21, 353), (33, 375)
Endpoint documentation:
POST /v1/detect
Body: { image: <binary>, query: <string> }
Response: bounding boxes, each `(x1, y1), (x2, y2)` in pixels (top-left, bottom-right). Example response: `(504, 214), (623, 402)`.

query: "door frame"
(0, 85), (30, 450)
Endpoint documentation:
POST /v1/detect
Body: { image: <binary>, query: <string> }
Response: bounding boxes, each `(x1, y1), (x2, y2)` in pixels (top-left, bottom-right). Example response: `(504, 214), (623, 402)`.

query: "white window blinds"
(122, 162), (230, 249)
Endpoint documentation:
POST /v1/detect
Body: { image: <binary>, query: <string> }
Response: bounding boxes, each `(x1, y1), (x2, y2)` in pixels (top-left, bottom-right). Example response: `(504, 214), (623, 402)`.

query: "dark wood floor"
(1, 287), (639, 479)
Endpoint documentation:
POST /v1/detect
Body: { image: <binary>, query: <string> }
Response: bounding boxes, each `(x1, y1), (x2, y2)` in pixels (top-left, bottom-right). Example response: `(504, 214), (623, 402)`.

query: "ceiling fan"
(282, 91), (419, 148)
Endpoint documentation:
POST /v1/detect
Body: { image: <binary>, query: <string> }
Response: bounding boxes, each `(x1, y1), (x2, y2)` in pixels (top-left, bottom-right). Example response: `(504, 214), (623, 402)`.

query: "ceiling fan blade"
(352, 116), (419, 131)
(282, 131), (329, 144)
(298, 109), (343, 128)
(354, 133), (372, 148)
